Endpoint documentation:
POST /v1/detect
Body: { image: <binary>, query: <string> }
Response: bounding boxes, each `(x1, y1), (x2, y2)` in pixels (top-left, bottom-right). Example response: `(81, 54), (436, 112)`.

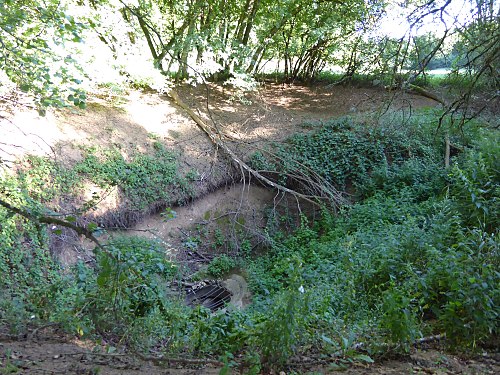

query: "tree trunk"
(177, 18), (197, 80)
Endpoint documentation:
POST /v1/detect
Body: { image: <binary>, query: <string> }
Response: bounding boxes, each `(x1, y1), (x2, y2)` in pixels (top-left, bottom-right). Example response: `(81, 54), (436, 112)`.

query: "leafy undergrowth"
(2, 141), (191, 229)
(0, 111), (498, 372)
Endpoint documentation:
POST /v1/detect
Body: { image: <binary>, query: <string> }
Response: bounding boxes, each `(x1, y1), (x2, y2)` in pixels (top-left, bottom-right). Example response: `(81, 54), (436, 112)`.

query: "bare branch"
(0, 197), (104, 251)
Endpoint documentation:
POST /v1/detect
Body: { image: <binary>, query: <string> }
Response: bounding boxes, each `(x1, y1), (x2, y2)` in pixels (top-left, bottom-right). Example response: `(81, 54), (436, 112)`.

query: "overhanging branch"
(0, 198), (104, 251)
(167, 90), (347, 208)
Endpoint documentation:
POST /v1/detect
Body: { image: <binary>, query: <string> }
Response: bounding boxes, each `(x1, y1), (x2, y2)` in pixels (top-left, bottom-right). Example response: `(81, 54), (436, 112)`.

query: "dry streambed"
(127, 182), (312, 311)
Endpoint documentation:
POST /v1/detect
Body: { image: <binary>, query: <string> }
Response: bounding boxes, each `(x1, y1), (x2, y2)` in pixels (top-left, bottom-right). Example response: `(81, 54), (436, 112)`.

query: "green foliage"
(0, 179), (65, 334)
(247, 118), (499, 355)
(313, 71), (377, 86)
(449, 133), (499, 231)
(74, 143), (183, 209)
(187, 308), (250, 355)
(6, 142), (185, 216)
(89, 236), (178, 331)
(252, 262), (309, 370)
(127, 303), (192, 353)
(250, 114), (441, 190)
(0, 174), (61, 297)
(379, 287), (420, 351)
(426, 228), (499, 348)
(207, 255), (237, 278)
(321, 332), (374, 370)
(0, 294), (32, 335)
(0, 0), (87, 113)
(39, 236), (179, 338)
(15, 155), (79, 202)
(358, 157), (448, 201)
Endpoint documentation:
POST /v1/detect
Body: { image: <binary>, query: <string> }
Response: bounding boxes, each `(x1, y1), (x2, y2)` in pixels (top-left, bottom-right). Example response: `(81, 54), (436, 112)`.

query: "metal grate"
(184, 281), (232, 311)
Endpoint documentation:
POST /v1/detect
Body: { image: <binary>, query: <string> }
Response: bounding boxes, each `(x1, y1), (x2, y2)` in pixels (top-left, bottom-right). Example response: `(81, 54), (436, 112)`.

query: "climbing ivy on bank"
(12, 141), (186, 212)
(74, 142), (185, 209)
(250, 114), (442, 190)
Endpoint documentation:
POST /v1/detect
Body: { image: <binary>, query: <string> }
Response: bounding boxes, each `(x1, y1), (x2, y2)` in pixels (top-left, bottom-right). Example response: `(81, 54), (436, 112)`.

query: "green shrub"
(188, 307), (250, 355)
(247, 124), (498, 355)
(252, 262), (309, 370)
(207, 255), (237, 278)
(449, 133), (499, 231)
(128, 303), (191, 354)
(379, 287), (420, 351)
(358, 157), (448, 200)
(424, 228), (499, 348)
(90, 237), (177, 329)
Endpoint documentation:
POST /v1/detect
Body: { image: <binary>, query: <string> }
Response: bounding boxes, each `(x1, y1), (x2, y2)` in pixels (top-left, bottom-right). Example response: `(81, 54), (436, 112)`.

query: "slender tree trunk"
(235, 0), (252, 42)
(246, 4), (304, 73)
(177, 18), (196, 80)
(242, 0), (260, 46)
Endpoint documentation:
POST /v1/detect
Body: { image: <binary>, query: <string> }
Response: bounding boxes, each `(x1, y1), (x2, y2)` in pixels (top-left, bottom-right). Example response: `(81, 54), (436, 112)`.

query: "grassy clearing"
(0, 109), (498, 372)
(256, 70), (493, 96)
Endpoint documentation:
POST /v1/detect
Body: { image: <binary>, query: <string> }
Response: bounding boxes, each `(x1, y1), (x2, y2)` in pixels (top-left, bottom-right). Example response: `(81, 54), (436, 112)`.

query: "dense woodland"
(0, 0), (499, 373)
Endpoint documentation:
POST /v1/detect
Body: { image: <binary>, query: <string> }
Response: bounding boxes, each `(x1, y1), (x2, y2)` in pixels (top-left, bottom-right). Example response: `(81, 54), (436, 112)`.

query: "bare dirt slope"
(1, 83), (436, 177)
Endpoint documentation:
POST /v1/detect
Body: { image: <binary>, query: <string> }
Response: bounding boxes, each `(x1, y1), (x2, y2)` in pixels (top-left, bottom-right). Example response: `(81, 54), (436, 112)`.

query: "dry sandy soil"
(3, 83), (497, 374)
(1, 327), (499, 374)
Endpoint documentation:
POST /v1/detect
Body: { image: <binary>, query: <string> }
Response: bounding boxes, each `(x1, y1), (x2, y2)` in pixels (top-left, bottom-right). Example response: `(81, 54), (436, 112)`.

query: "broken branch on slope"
(408, 83), (447, 106)
(167, 89), (346, 208)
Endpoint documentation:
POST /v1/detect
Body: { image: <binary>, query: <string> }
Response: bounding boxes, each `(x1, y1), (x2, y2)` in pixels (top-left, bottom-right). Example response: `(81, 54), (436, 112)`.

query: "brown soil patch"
(1, 328), (498, 374)
(0, 328), (220, 374)
(327, 349), (500, 374)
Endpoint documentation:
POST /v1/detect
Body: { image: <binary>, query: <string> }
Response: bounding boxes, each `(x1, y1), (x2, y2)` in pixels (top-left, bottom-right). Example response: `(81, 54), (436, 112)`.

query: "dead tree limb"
(167, 89), (346, 208)
(0, 197), (104, 251)
(408, 83), (447, 106)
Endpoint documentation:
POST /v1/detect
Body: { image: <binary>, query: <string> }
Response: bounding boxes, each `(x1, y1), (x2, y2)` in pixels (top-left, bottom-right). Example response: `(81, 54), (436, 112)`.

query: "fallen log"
(408, 84), (447, 106)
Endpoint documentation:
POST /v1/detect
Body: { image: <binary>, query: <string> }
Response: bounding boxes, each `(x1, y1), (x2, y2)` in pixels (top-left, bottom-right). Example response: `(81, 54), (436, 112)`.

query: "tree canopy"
(0, 0), (88, 113)
(0, 0), (498, 118)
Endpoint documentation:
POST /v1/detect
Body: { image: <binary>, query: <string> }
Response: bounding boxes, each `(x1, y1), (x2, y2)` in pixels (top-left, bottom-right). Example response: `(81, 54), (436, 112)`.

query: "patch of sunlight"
(218, 105), (237, 113)
(81, 182), (121, 215)
(126, 91), (183, 135)
(0, 109), (75, 162)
